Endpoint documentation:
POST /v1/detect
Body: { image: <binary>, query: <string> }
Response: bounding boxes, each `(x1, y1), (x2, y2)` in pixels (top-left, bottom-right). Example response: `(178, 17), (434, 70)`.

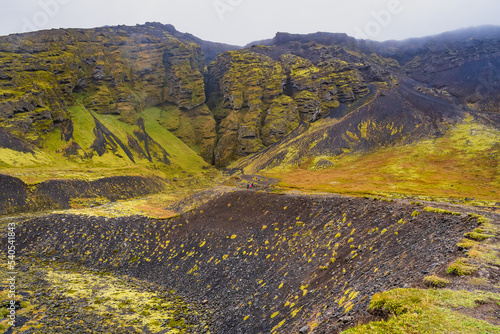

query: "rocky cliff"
(206, 40), (397, 166)
(0, 23), (233, 171)
(363, 26), (500, 113)
(0, 24), (499, 172)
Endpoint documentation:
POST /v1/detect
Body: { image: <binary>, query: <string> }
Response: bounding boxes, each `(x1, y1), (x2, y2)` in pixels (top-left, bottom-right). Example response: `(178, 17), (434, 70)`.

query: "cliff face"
(371, 26), (500, 113)
(0, 24), (222, 169)
(206, 41), (392, 167)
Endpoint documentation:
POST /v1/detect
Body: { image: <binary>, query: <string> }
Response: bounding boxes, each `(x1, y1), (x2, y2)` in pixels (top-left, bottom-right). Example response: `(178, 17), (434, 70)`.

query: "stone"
(299, 325), (310, 333)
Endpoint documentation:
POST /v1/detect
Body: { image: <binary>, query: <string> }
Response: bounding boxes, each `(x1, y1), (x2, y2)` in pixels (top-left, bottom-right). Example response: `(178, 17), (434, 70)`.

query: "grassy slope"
(344, 288), (500, 334)
(345, 215), (500, 333)
(0, 104), (209, 183)
(266, 115), (499, 201)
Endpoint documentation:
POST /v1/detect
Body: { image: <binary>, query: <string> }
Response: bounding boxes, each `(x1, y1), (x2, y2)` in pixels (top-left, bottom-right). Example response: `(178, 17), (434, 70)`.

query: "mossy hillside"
(219, 50), (285, 110)
(280, 53), (368, 108)
(249, 112), (497, 201)
(383, 28), (500, 113)
(463, 220), (500, 269)
(345, 289), (500, 334)
(55, 184), (231, 220)
(44, 269), (195, 333)
(0, 25), (213, 155)
(207, 49), (375, 167)
(1, 102), (210, 176)
(261, 96), (301, 146)
(0, 265), (35, 333)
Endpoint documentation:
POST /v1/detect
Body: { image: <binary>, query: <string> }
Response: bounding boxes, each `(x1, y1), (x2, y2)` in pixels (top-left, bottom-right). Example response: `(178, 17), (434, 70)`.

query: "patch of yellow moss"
(0, 148), (53, 167)
(45, 270), (190, 333)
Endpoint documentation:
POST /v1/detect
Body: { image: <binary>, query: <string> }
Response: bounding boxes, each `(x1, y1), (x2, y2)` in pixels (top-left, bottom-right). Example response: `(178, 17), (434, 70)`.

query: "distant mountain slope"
(206, 35), (399, 166)
(0, 24), (498, 191)
(16, 191), (482, 333)
(235, 79), (465, 173)
(0, 23), (220, 173)
(373, 26), (500, 113)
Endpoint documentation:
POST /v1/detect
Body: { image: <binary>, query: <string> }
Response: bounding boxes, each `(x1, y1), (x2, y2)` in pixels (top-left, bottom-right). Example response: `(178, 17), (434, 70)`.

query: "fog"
(1, 0), (499, 45)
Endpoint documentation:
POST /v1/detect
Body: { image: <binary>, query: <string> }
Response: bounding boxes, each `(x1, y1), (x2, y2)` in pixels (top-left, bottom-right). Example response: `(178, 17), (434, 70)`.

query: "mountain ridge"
(0, 22), (498, 200)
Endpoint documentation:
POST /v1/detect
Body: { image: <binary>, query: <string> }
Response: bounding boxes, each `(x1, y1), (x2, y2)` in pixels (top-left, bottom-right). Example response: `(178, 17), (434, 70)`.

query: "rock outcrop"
(371, 26), (500, 113)
(207, 43), (379, 166)
(0, 24), (220, 164)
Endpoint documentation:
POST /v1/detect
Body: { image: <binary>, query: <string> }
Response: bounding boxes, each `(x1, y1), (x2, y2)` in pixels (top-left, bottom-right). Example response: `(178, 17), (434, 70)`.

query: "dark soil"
(14, 191), (480, 333)
(0, 174), (28, 214)
(455, 300), (500, 326)
(0, 174), (169, 215)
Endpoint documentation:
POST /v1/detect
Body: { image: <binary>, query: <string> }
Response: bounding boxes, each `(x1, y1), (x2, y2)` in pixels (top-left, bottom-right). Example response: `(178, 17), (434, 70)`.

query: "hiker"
(247, 183), (250, 189)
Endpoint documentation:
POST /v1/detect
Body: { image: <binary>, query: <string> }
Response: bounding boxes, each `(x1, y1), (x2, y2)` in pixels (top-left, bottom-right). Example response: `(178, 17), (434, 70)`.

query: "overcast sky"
(1, 0), (499, 45)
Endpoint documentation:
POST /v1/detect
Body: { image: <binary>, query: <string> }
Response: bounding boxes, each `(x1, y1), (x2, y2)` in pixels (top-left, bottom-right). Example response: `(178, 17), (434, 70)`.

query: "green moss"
(446, 258), (476, 276)
(346, 289), (500, 334)
(423, 275), (451, 288)
(423, 207), (462, 216)
(464, 231), (495, 241)
(139, 107), (209, 173)
(261, 96), (300, 146)
(69, 197), (110, 208)
(0, 27), (215, 175)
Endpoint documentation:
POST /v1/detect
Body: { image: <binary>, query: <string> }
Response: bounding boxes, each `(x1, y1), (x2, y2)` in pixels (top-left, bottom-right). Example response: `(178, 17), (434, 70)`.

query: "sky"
(1, 0), (499, 46)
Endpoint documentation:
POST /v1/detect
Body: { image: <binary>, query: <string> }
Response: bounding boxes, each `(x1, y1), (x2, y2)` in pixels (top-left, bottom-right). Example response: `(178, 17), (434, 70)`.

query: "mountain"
(371, 26), (500, 113)
(0, 23), (215, 167)
(0, 23), (238, 213)
(0, 24), (498, 202)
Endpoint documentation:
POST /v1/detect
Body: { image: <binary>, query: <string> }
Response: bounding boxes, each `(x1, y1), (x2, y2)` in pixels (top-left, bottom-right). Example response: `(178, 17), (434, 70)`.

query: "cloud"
(0, 0), (499, 44)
